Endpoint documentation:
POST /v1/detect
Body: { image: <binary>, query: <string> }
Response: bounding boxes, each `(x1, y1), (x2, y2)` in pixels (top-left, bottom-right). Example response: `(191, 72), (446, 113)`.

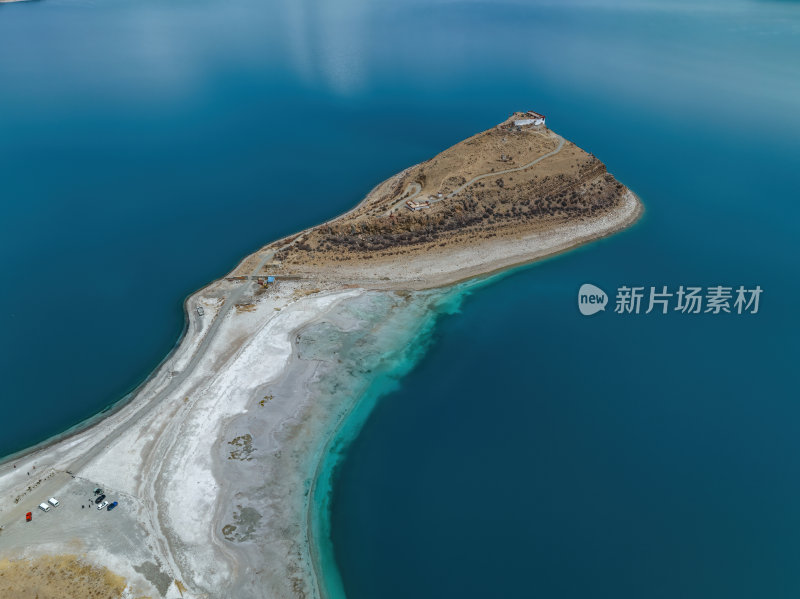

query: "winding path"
(383, 181), (422, 216)
(442, 134), (565, 201)
(384, 134), (565, 215)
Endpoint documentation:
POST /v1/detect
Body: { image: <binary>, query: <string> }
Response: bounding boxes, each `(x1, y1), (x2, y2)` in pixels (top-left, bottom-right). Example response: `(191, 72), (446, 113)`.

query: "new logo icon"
(578, 283), (607, 316)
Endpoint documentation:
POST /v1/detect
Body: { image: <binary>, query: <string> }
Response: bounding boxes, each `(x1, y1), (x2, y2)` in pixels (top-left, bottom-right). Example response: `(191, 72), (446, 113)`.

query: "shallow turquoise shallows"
(2, 0), (799, 597)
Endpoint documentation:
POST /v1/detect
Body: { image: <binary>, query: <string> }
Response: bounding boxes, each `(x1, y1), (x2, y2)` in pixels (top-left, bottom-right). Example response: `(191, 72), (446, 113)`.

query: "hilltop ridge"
(237, 114), (641, 289)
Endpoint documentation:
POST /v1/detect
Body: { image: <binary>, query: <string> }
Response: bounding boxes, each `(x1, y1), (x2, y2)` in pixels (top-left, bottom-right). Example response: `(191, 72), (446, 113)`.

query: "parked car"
(97, 500), (109, 510)
(94, 488), (103, 495)
(107, 501), (118, 511)
(25, 512), (32, 522)
(48, 497), (59, 507)
(95, 494), (106, 504)
(38, 503), (50, 512)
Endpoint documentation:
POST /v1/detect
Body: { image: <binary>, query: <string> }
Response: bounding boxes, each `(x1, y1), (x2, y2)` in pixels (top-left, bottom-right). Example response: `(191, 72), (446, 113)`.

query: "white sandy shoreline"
(0, 232), (277, 471)
(0, 144), (642, 597)
(0, 278), (369, 597)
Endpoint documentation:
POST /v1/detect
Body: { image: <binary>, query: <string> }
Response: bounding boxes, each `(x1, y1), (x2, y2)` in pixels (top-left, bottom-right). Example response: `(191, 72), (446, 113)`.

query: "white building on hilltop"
(513, 111), (546, 127)
(405, 199), (431, 211)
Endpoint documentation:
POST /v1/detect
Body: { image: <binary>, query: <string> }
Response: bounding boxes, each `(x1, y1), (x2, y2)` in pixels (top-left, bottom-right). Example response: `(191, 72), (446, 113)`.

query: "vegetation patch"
(228, 434), (255, 461)
(0, 554), (131, 599)
(293, 287), (321, 299)
(221, 505), (262, 543)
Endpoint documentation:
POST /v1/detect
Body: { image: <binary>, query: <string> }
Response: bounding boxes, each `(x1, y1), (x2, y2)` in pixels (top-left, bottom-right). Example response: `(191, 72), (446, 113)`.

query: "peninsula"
(0, 114), (641, 598)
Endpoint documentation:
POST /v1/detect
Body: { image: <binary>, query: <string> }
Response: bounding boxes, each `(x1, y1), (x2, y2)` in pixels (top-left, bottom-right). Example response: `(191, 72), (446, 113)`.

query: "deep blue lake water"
(2, 0), (799, 596)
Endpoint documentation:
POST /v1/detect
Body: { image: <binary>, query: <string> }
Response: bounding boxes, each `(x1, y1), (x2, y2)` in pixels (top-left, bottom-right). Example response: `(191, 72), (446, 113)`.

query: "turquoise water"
(303, 289), (466, 599)
(2, 0), (799, 596)
(311, 276), (518, 599)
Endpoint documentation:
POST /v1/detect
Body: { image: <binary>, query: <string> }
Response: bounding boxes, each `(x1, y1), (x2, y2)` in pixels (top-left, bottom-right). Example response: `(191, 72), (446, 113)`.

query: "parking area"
(0, 474), (163, 569)
(0, 475), (176, 597)
(4, 477), (118, 538)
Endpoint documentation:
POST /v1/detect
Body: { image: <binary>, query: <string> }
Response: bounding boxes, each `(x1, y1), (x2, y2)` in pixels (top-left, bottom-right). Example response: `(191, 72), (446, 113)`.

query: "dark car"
(94, 488), (103, 495)
(107, 501), (118, 511)
(94, 494), (106, 504)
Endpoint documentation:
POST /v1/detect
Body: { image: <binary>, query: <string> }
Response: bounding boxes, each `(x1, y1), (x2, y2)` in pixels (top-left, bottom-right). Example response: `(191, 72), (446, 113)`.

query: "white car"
(38, 503), (50, 512)
(97, 500), (109, 510)
(48, 497), (59, 507)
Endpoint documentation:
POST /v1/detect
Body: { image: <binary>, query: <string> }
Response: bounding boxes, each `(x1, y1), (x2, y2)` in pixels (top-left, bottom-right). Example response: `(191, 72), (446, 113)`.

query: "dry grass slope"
(0, 554), (137, 599)
(271, 119), (626, 269)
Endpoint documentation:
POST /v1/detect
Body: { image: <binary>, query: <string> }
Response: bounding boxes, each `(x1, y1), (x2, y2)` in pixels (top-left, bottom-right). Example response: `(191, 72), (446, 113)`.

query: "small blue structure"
(267, 276), (275, 284)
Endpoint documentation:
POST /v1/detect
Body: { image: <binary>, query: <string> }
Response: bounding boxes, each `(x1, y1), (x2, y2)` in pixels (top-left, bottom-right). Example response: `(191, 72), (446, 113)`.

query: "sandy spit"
(0, 169), (642, 597)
